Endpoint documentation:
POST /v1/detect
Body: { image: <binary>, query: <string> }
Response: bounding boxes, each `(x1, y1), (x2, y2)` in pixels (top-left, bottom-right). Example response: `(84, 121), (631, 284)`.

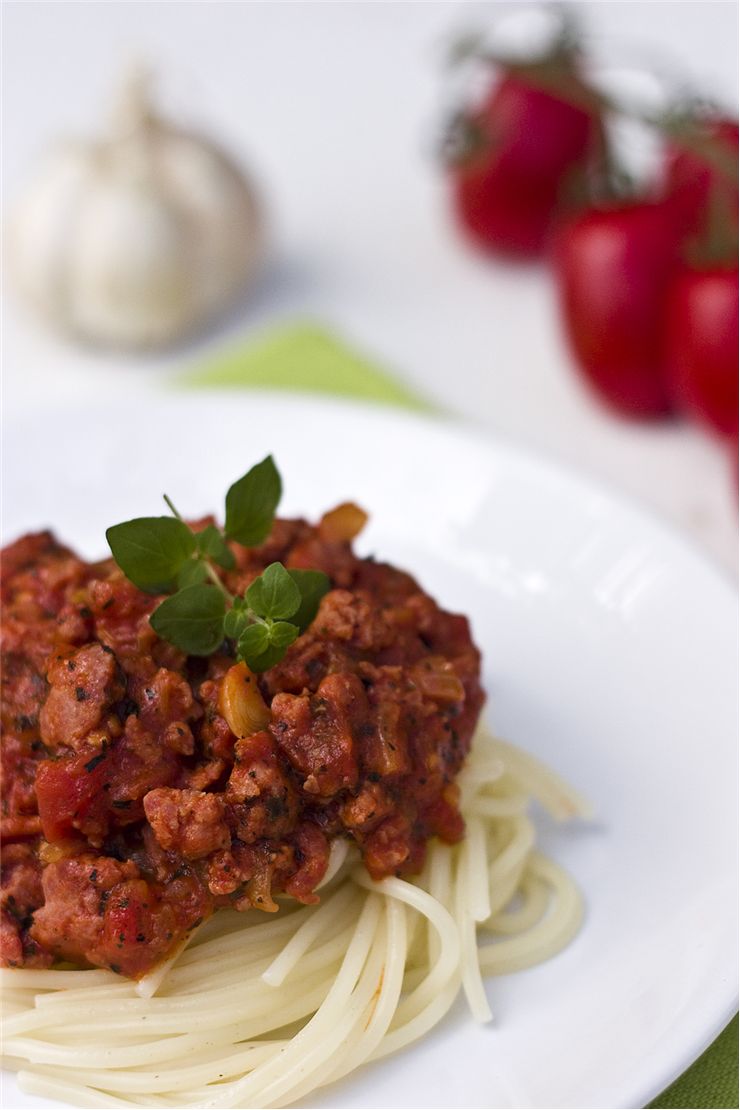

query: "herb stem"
(204, 559), (235, 603)
(164, 492), (235, 602)
(163, 494), (184, 521)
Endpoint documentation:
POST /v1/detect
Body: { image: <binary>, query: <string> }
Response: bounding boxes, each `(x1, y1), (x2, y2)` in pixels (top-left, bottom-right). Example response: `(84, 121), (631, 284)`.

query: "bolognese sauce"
(1, 508), (484, 978)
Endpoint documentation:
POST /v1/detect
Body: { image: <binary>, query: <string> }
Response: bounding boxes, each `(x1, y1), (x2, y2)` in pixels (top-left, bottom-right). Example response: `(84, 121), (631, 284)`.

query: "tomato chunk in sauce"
(0, 517), (484, 978)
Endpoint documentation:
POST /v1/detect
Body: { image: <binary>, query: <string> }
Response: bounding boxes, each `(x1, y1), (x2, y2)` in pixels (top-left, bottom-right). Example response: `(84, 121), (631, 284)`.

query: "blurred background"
(2, 1), (738, 568)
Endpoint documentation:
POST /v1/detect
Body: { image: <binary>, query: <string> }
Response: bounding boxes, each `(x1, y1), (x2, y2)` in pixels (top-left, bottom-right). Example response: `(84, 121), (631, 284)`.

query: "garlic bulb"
(9, 68), (263, 349)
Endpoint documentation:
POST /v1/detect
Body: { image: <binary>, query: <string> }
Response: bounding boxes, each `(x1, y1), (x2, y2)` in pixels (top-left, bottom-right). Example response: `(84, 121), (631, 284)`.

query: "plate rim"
(5, 389), (737, 593)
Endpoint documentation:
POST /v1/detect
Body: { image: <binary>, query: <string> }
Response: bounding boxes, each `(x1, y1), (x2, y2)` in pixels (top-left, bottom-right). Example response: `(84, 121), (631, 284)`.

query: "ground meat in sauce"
(0, 513), (484, 978)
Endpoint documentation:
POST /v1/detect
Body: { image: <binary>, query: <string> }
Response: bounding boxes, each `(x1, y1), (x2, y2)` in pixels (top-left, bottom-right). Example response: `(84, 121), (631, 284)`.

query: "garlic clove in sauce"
(9, 67), (263, 350)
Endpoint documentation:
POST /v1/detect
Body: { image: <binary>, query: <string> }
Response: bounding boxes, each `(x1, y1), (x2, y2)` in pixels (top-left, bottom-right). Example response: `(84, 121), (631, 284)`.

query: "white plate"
(3, 395), (737, 1110)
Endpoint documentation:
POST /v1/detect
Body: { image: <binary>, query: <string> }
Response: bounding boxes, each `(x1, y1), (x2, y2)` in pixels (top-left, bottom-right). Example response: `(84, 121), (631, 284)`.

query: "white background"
(2, 1), (738, 569)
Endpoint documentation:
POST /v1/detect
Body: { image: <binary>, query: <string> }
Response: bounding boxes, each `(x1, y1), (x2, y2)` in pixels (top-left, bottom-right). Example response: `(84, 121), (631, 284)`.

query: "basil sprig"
(106, 457), (329, 671)
(150, 583), (227, 656)
(224, 455), (282, 546)
(105, 517), (196, 594)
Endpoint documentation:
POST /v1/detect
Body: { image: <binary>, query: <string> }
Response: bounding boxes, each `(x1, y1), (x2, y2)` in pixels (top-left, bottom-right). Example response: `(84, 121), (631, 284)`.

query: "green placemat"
(185, 320), (739, 1110)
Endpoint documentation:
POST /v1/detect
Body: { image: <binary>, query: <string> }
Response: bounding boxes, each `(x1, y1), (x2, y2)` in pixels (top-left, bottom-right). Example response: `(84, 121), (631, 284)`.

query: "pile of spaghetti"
(2, 731), (588, 1109)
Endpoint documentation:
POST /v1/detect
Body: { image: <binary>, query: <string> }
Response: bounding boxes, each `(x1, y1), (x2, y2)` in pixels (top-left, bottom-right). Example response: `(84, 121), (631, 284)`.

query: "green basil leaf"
(196, 524), (236, 570)
(224, 456), (282, 547)
(106, 517), (196, 594)
(269, 621), (299, 651)
(177, 560), (209, 589)
(237, 641), (283, 673)
(223, 601), (250, 641)
(251, 642), (290, 672)
(150, 585), (226, 656)
(246, 562), (301, 621)
(237, 622), (270, 664)
(287, 569), (331, 631)
(237, 619), (299, 672)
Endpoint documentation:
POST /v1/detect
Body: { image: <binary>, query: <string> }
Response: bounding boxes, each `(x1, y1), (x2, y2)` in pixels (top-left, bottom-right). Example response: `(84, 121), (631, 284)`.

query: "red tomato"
(449, 71), (600, 258)
(664, 117), (738, 236)
(35, 750), (112, 842)
(664, 265), (739, 439)
(728, 435), (739, 498)
(553, 202), (680, 417)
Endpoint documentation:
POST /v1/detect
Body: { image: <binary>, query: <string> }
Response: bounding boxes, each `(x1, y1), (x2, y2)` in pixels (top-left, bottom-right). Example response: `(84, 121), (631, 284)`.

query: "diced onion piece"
(218, 662), (270, 738)
(38, 839), (80, 865)
(318, 502), (368, 543)
(417, 669), (465, 704)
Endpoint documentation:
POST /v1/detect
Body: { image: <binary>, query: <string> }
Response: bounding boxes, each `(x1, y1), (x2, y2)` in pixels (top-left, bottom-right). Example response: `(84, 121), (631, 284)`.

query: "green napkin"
(183, 321), (432, 411)
(185, 320), (738, 1110)
(648, 1016), (738, 1110)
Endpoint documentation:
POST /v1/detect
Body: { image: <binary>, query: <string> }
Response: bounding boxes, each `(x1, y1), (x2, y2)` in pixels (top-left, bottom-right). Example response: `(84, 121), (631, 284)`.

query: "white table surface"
(2, 1), (738, 572)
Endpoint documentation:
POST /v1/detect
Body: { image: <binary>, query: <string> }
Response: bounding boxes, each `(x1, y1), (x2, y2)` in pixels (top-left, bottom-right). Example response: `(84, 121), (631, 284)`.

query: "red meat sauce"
(0, 511), (484, 979)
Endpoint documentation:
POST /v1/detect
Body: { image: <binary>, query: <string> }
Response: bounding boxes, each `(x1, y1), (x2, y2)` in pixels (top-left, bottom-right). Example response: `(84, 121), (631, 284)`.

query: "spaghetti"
(1, 730), (589, 1109)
